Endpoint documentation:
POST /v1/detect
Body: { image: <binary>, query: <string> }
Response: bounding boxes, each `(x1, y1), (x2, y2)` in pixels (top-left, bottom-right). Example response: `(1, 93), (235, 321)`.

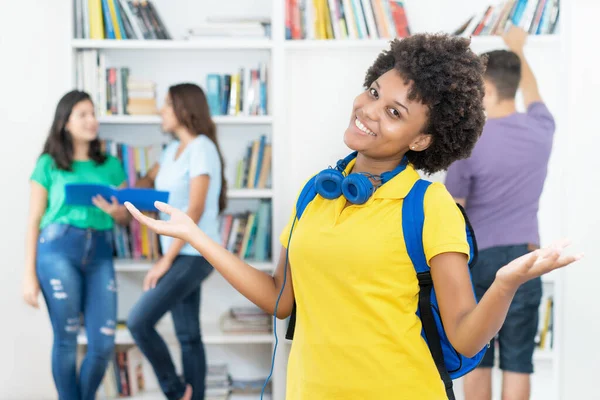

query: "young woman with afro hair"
(123, 33), (581, 400)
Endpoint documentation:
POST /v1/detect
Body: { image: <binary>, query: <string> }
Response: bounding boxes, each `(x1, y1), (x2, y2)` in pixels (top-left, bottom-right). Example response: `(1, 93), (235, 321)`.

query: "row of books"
(76, 51), (158, 116)
(101, 355), (267, 399)
(219, 306), (273, 335)
(286, 0), (410, 40)
(233, 135), (272, 190)
(102, 140), (164, 260)
(219, 201), (272, 263)
(101, 140), (274, 261)
(455, 0), (560, 37)
(100, 346), (145, 398)
(206, 64), (269, 117)
(74, 0), (170, 40)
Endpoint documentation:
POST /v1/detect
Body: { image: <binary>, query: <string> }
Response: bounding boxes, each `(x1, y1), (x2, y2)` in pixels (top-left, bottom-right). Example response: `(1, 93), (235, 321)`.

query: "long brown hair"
(168, 83), (227, 213)
(43, 90), (106, 170)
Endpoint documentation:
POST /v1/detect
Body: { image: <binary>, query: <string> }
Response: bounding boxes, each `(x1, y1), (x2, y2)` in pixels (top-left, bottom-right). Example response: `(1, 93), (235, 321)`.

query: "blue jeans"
(472, 244), (543, 373)
(127, 255), (214, 400)
(36, 223), (117, 400)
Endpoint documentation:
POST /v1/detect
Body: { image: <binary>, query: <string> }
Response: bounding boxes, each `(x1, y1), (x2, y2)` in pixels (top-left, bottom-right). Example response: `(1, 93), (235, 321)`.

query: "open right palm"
(124, 201), (197, 241)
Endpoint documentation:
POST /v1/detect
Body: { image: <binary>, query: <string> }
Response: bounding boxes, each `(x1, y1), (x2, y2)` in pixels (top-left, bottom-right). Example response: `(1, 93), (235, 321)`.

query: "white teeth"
(355, 118), (376, 136)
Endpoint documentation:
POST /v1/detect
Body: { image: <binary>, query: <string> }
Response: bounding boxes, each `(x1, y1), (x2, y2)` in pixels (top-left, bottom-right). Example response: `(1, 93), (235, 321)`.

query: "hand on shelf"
(143, 257), (172, 291)
(502, 25), (528, 53)
(124, 201), (198, 243)
(495, 239), (583, 293)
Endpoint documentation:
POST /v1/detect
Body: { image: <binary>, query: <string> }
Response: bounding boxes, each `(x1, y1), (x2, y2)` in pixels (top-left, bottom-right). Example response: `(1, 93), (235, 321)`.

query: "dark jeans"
(36, 223), (117, 400)
(472, 244), (543, 373)
(127, 255), (214, 400)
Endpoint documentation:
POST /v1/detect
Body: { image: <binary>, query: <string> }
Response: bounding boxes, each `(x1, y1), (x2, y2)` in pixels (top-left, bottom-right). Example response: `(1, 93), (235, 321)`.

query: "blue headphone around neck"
(315, 151), (409, 205)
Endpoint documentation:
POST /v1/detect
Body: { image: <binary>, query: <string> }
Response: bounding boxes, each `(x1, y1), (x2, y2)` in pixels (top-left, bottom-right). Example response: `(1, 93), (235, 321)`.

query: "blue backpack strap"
(285, 176), (319, 341)
(295, 175), (318, 220)
(403, 179), (456, 400)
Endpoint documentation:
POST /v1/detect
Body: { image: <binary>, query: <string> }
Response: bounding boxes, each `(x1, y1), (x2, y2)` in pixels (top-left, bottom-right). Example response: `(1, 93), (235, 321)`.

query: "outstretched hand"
(496, 239), (583, 291)
(124, 201), (198, 242)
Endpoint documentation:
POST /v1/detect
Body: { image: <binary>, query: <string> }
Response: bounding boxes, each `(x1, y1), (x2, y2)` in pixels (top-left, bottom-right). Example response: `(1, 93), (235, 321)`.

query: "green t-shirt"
(30, 153), (127, 230)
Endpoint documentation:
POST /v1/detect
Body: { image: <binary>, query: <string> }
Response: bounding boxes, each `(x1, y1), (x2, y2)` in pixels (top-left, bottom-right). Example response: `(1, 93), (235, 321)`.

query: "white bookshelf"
(70, 1), (282, 399)
(277, 1), (565, 400)
(68, 0), (565, 399)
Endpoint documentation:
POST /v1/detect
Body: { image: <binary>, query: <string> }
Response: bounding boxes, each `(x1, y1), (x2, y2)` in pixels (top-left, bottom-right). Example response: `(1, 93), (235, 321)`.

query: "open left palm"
(496, 239), (583, 290)
(124, 201), (198, 242)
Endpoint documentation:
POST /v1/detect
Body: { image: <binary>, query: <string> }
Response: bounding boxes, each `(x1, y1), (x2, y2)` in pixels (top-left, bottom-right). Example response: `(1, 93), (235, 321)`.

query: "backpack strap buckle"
(417, 271), (433, 287)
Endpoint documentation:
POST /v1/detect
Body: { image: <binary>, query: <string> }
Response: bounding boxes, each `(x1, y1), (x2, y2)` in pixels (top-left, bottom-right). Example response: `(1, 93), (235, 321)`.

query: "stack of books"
(206, 364), (231, 400)
(219, 306), (272, 335)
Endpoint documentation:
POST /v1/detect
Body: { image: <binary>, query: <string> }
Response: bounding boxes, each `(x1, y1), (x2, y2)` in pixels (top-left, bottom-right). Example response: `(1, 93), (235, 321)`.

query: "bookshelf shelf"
(71, 38), (273, 50)
(114, 259), (274, 272)
(468, 34), (560, 47)
(77, 323), (275, 346)
(228, 189), (273, 199)
(542, 270), (558, 284)
(283, 35), (560, 50)
(534, 349), (555, 362)
(97, 115), (272, 125)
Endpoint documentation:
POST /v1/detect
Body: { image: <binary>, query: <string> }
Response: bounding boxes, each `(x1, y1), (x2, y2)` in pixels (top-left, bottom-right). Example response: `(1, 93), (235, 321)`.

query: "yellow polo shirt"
(279, 160), (470, 400)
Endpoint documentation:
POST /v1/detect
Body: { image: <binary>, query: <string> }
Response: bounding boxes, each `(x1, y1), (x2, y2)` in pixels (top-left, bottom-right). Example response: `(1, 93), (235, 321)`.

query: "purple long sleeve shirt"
(445, 102), (556, 251)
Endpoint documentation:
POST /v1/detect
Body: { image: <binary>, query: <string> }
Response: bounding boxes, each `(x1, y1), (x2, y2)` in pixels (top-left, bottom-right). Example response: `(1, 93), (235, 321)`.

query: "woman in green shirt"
(23, 90), (130, 400)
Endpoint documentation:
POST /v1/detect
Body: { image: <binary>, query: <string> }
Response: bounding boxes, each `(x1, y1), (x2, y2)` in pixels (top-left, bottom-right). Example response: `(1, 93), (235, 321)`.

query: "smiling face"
(64, 99), (98, 143)
(344, 69), (432, 161)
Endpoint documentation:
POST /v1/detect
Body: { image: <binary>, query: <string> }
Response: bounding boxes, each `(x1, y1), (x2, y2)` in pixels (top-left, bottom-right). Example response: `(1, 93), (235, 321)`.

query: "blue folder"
(64, 183), (169, 212)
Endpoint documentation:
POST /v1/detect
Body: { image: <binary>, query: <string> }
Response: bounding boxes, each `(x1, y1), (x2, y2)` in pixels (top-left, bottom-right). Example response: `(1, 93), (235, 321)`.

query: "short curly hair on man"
(364, 33), (487, 175)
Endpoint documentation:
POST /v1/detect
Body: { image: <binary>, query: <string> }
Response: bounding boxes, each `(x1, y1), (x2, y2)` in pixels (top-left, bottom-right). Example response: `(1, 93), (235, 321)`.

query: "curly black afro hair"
(364, 33), (487, 175)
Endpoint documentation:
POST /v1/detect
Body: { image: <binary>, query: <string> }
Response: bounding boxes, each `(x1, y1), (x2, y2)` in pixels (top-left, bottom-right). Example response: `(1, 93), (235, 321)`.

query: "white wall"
(561, 0), (600, 398)
(0, 1), (71, 399)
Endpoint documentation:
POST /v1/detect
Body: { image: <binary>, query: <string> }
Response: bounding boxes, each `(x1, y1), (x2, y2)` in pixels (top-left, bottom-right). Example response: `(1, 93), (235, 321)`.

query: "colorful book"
(64, 183), (169, 211)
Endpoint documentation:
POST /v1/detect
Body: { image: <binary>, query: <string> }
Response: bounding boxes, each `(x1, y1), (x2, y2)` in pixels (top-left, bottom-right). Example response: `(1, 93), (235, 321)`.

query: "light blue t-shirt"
(154, 135), (222, 256)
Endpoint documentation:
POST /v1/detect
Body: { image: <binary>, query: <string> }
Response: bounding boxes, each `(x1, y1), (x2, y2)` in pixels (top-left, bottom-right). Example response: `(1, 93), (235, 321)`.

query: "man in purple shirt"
(445, 27), (555, 400)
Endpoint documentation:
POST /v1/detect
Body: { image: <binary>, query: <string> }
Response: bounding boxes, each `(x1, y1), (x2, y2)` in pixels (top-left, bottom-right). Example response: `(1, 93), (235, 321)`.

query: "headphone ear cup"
(342, 174), (375, 205)
(315, 169), (344, 200)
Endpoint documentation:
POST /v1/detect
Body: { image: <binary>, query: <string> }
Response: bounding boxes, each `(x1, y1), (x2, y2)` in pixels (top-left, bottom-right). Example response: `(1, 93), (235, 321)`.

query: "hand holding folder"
(65, 183), (169, 212)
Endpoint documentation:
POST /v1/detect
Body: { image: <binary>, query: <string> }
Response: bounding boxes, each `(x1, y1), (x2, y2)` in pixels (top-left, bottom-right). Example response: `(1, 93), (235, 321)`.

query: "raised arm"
(432, 244), (580, 357)
(423, 185), (580, 357)
(503, 25), (542, 108)
(125, 201), (296, 318)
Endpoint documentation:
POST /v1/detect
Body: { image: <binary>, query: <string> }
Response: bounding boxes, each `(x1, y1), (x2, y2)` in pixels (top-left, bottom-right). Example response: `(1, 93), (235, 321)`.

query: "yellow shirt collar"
(343, 157), (421, 200)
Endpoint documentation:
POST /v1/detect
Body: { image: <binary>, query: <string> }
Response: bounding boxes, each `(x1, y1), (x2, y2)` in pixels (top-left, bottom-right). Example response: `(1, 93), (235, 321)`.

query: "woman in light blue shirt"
(128, 83), (227, 400)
